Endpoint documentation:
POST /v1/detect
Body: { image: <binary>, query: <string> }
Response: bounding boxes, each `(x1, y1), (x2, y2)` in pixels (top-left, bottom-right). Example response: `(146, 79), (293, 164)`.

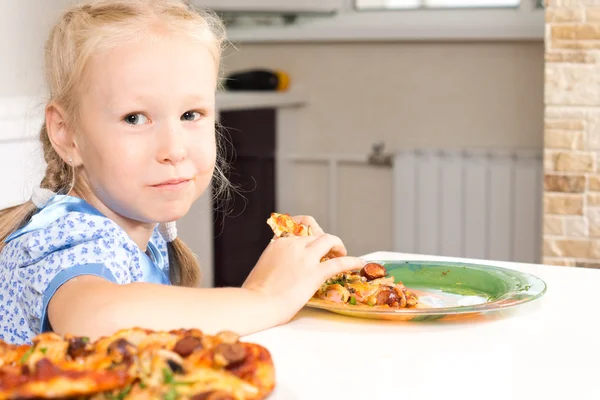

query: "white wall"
(0, 1), (77, 208)
(0, 0), (76, 97)
(223, 42), (543, 152)
(222, 41), (544, 256)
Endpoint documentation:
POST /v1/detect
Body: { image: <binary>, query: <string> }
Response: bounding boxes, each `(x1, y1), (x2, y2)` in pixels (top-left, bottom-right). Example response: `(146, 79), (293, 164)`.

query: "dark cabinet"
(212, 108), (277, 288)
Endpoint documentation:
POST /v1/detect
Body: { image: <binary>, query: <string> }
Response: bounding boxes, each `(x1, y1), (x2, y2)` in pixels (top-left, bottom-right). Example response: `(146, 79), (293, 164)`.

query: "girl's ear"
(45, 104), (82, 166)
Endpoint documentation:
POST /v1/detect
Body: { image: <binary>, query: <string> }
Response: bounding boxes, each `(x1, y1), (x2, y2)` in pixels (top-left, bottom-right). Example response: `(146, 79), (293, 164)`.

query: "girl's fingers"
(292, 215), (325, 236)
(307, 233), (348, 259)
(321, 256), (366, 279)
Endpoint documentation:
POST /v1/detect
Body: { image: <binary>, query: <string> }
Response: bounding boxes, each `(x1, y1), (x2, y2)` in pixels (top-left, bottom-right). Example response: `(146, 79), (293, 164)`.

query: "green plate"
(306, 260), (547, 321)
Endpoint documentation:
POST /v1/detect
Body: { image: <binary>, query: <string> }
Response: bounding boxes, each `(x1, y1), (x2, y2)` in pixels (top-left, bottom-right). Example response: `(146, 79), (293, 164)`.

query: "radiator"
(392, 148), (543, 263)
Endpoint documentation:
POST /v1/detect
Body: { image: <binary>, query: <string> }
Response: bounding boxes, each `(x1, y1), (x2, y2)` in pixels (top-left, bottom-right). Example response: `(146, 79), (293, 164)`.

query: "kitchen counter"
(215, 89), (307, 111)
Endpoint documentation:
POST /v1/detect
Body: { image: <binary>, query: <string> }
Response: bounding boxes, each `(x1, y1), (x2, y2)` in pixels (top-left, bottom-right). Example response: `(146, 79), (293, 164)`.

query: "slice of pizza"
(0, 328), (276, 400)
(88, 328), (275, 400)
(266, 213), (331, 261)
(266, 212), (419, 309)
(0, 332), (132, 399)
(128, 328), (275, 400)
(266, 212), (311, 238)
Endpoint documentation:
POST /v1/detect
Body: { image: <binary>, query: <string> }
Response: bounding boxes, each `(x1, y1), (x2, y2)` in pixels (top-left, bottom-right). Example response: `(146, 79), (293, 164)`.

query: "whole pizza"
(0, 328), (275, 399)
(267, 212), (419, 309)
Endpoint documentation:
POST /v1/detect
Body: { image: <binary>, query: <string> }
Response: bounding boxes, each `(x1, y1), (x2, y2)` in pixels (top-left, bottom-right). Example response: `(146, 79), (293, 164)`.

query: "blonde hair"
(0, 0), (230, 287)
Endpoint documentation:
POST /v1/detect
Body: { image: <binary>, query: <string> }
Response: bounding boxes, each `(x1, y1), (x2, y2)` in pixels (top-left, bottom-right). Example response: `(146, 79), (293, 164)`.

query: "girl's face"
(73, 34), (218, 226)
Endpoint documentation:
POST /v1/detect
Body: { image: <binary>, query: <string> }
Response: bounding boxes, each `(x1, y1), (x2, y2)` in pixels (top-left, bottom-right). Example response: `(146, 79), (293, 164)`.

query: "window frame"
(224, 0), (544, 43)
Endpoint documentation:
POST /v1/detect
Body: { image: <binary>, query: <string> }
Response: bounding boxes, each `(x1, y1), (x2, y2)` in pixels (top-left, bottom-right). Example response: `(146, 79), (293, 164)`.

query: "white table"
(246, 251), (600, 400)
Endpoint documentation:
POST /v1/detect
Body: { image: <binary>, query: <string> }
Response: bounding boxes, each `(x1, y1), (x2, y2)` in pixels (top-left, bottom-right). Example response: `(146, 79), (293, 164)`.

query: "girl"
(0, 0), (363, 345)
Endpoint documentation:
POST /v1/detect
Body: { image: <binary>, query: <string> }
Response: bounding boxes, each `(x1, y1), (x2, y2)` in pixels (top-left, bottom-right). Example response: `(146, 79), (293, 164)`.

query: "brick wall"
(544, 1), (600, 267)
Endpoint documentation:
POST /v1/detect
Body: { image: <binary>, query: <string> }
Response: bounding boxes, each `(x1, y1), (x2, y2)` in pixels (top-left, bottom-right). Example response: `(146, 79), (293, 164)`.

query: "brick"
(546, 64), (600, 106)
(589, 193), (600, 206)
(581, 113), (600, 150)
(545, 151), (556, 171)
(552, 24), (600, 40)
(547, 8), (585, 22)
(551, 40), (600, 50)
(586, 132), (600, 150)
(586, 7), (600, 22)
(545, 216), (565, 235)
(545, 52), (595, 63)
(545, 119), (585, 130)
(544, 174), (585, 192)
(545, 106), (587, 123)
(546, 1), (596, 6)
(543, 239), (558, 257)
(575, 262), (600, 268)
(544, 6), (600, 250)
(587, 207), (600, 220)
(545, 130), (584, 149)
(565, 216), (589, 236)
(590, 222), (600, 237)
(587, 208), (600, 236)
(543, 238), (600, 258)
(588, 175), (600, 190)
(553, 151), (595, 172)
(544, 193), (584, 215)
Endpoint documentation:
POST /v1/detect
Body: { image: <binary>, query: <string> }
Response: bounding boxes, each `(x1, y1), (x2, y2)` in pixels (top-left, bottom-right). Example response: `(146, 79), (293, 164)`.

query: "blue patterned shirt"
(0, 195), (170, 345)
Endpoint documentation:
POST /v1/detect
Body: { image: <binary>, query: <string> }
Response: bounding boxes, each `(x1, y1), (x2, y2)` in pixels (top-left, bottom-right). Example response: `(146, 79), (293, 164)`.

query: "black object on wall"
(224, 69), (290, 92)
(212, 108), (277, 288)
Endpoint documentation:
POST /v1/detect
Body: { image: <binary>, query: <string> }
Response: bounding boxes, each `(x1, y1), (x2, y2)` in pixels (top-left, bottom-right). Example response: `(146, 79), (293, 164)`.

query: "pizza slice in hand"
(266, 212), (419, 309)
(266, 213), (311, 238)
(266, 213), (331, 261)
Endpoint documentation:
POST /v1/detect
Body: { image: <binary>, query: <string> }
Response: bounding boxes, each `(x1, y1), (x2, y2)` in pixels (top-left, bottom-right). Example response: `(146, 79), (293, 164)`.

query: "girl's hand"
(290, 215), (325, 236)
(242, 229), (364, 325)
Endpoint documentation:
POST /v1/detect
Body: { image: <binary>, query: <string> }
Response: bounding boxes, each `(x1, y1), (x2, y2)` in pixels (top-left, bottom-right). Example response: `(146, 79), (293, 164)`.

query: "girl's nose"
(157, 124), (187, 164)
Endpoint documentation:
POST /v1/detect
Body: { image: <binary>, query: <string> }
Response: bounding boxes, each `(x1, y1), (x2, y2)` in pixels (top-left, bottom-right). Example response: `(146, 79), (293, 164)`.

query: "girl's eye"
(124, 113), (149, 125)
(181, 111), (202, 121)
